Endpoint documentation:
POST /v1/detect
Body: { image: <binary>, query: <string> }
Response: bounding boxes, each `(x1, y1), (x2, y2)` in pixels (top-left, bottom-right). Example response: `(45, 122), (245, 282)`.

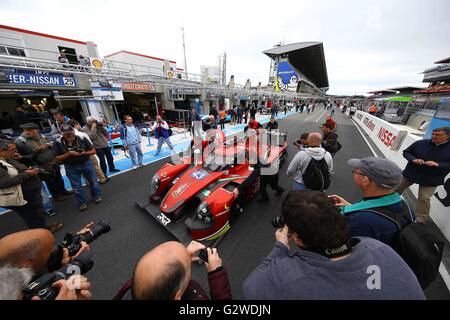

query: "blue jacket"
(345, 197), (414, 245)
(402, 139), (450, 186)
(151, 121), (170, 139)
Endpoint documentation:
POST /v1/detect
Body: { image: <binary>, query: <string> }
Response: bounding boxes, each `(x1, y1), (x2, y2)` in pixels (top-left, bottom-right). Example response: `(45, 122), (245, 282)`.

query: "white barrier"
(354, 111), (450, 241)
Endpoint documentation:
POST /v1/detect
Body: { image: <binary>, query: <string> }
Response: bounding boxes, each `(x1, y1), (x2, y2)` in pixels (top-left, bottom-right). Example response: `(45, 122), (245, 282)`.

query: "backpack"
(302, 156), (330, 191)
(168, 128), (173, 136)
(368, 205), (444, 289)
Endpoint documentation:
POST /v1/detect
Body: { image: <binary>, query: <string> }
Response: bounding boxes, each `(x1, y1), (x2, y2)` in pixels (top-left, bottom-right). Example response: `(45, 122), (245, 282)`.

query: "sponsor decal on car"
(157, 213), (171, 226)
(191, 169), (209, 180)
(172, 182), (190, 198)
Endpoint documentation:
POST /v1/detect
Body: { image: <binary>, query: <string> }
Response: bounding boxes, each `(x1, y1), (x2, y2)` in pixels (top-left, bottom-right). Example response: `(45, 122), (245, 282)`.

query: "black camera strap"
(307, 238), (359, 259)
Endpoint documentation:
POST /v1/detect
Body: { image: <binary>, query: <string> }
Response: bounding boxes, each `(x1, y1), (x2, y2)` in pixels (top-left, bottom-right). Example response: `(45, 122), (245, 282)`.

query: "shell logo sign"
(90, 58), (104, 69)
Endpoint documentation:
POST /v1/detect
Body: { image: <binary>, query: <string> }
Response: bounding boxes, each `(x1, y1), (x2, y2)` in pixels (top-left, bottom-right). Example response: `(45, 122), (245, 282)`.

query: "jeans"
(65, 161), (101, 205)
(96, 147), (117, 176)
(292, 181), (306, 191)
(128, 143), (143, 166)
(155, 137), (174, 155)
(6, 186), (47, 229)
(41, 182), (53, 212)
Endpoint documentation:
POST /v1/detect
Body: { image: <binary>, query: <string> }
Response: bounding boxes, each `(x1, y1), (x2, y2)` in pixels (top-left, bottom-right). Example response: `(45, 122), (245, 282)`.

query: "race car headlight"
(150, 174), (160, 194)
(196, 202), (211, 222)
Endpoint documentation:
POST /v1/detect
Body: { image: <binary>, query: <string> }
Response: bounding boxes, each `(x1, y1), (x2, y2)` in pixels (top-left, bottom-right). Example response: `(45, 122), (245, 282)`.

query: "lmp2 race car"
(136, 129), (288, 245)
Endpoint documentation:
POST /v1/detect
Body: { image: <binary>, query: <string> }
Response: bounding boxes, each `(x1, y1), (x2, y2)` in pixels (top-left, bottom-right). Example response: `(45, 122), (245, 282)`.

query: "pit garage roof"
(367, 89), (398, 95)
(435, 56), (450, 64)
(263, 42), (329, 88)
(387, 86), (424, 93)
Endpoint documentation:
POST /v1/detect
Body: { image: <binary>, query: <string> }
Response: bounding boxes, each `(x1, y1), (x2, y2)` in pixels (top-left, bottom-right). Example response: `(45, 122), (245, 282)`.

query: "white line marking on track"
(315, 110), (327, 123)
(351, 119), (380, 157)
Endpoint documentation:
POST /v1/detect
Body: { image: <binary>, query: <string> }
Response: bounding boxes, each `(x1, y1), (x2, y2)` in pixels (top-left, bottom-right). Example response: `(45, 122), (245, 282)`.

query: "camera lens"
(271, 216), (285, 228)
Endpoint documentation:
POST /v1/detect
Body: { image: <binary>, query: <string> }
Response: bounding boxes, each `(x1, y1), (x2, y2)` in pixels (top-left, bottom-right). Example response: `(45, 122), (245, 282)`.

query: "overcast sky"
(1, 0), (449, 95)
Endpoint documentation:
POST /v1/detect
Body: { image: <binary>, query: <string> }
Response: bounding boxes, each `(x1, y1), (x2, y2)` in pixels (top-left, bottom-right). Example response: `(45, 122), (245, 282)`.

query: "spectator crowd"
(1, 102), (449, 301)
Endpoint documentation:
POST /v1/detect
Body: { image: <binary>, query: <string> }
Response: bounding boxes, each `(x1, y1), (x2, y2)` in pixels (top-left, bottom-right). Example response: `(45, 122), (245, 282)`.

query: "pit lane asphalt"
(1, 108), (448, 300)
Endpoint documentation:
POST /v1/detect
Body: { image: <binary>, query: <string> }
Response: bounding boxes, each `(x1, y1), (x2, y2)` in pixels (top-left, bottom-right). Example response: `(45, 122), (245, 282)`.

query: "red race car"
(136, 130), (288, 245)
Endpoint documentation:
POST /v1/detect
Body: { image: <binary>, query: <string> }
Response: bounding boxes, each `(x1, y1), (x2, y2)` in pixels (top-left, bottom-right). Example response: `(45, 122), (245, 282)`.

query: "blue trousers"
(65, 160), (101, 205)
(128, 143), (143, 166)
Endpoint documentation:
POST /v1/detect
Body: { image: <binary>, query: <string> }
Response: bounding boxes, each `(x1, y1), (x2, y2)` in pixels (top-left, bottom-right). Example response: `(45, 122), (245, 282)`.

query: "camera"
(271, 216), (285, 229)
(198, 248), (208, 263)
(62, 220), (111, 257)
(22, 251), (94, 300)
(94, 120), (104, 128)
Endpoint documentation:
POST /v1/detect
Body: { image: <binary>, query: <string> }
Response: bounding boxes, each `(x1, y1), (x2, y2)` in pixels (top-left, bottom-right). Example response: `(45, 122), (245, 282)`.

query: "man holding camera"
(0, 139), (63, 233)
(242, 190), (425, 300)
(151, 115), (174, 156)
(14, 123), (71, 201)
(0, 224), (95, 300)
(113, 241), (231, 300)
(52, 124), (102, 211)
(82, 116), (120, 177)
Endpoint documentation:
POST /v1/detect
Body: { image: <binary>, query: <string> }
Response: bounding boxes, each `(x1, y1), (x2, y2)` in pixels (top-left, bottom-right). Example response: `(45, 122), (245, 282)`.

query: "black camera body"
(94, 120), (104, 128)
(198, 249), (208, 263)
(62, 220), (111, 257)
(22, 251), (94, 300)
(271, 216), (285, 229)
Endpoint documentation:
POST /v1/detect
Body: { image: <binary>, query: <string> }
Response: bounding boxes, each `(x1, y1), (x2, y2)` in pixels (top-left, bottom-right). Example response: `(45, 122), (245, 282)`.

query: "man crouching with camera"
(0, 223), (97, 300)
(242, 190), (425, 300)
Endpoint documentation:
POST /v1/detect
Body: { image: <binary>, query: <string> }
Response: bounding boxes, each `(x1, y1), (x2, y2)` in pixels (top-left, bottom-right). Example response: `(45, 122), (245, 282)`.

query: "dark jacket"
(81, 124), (109, 149)
(322, 131), (339, 153)
(265, 121), (278, 131)
(14, 134), (54, 167)
(402, 139), (450, 186)
(189, 112), (202, 126)
(209, 108), (219, 119)
(344, 196), (414, 245)
(0, 158), (41, 192)
(113, 267), (232, 300)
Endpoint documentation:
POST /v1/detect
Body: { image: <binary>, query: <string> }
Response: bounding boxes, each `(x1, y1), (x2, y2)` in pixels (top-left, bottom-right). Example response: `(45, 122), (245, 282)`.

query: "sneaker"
(132, 166), (138, 170)
(45, 209), (57, 217)
(110, 168), (120, 173)
(94, 196), (102, 204)
(48, 222), (63, 233)
(79, 203), (88, 211)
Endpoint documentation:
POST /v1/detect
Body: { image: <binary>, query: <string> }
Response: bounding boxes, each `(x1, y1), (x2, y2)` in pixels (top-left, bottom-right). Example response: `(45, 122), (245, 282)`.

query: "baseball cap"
(20, 123), (39, 130)
(59, 124), (74, 134)
(347, 157), (402, 189)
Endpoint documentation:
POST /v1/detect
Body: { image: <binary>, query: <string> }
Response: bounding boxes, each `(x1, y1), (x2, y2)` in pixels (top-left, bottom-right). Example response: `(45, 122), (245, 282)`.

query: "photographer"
(14, 123), (71, 201)
(0, 227), (93, 300)
(53, 124), (101, 211)
(0, 139), (63, 232)
(113, 241), (231, 300)
(242, 190), (425, 300)
(82, 116), (119, 177)
(151, 115), (174, 156)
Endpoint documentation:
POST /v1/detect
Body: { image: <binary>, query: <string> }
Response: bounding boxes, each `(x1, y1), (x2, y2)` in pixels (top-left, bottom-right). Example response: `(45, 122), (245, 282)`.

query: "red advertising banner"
(121, 82), (156, 92)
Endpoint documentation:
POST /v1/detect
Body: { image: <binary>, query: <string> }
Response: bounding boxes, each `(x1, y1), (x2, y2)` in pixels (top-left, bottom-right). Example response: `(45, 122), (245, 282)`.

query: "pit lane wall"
(354, 111), (450, 241)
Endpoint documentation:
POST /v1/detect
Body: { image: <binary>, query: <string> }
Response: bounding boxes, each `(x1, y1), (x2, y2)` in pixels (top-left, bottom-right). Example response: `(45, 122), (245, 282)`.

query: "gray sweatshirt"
(242, 237), (425, 300)
(286, 147), (333, 184)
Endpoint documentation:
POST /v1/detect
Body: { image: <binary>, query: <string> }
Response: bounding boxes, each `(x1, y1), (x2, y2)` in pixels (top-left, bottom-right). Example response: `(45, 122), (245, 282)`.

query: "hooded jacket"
(286, 147), (333, 184)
